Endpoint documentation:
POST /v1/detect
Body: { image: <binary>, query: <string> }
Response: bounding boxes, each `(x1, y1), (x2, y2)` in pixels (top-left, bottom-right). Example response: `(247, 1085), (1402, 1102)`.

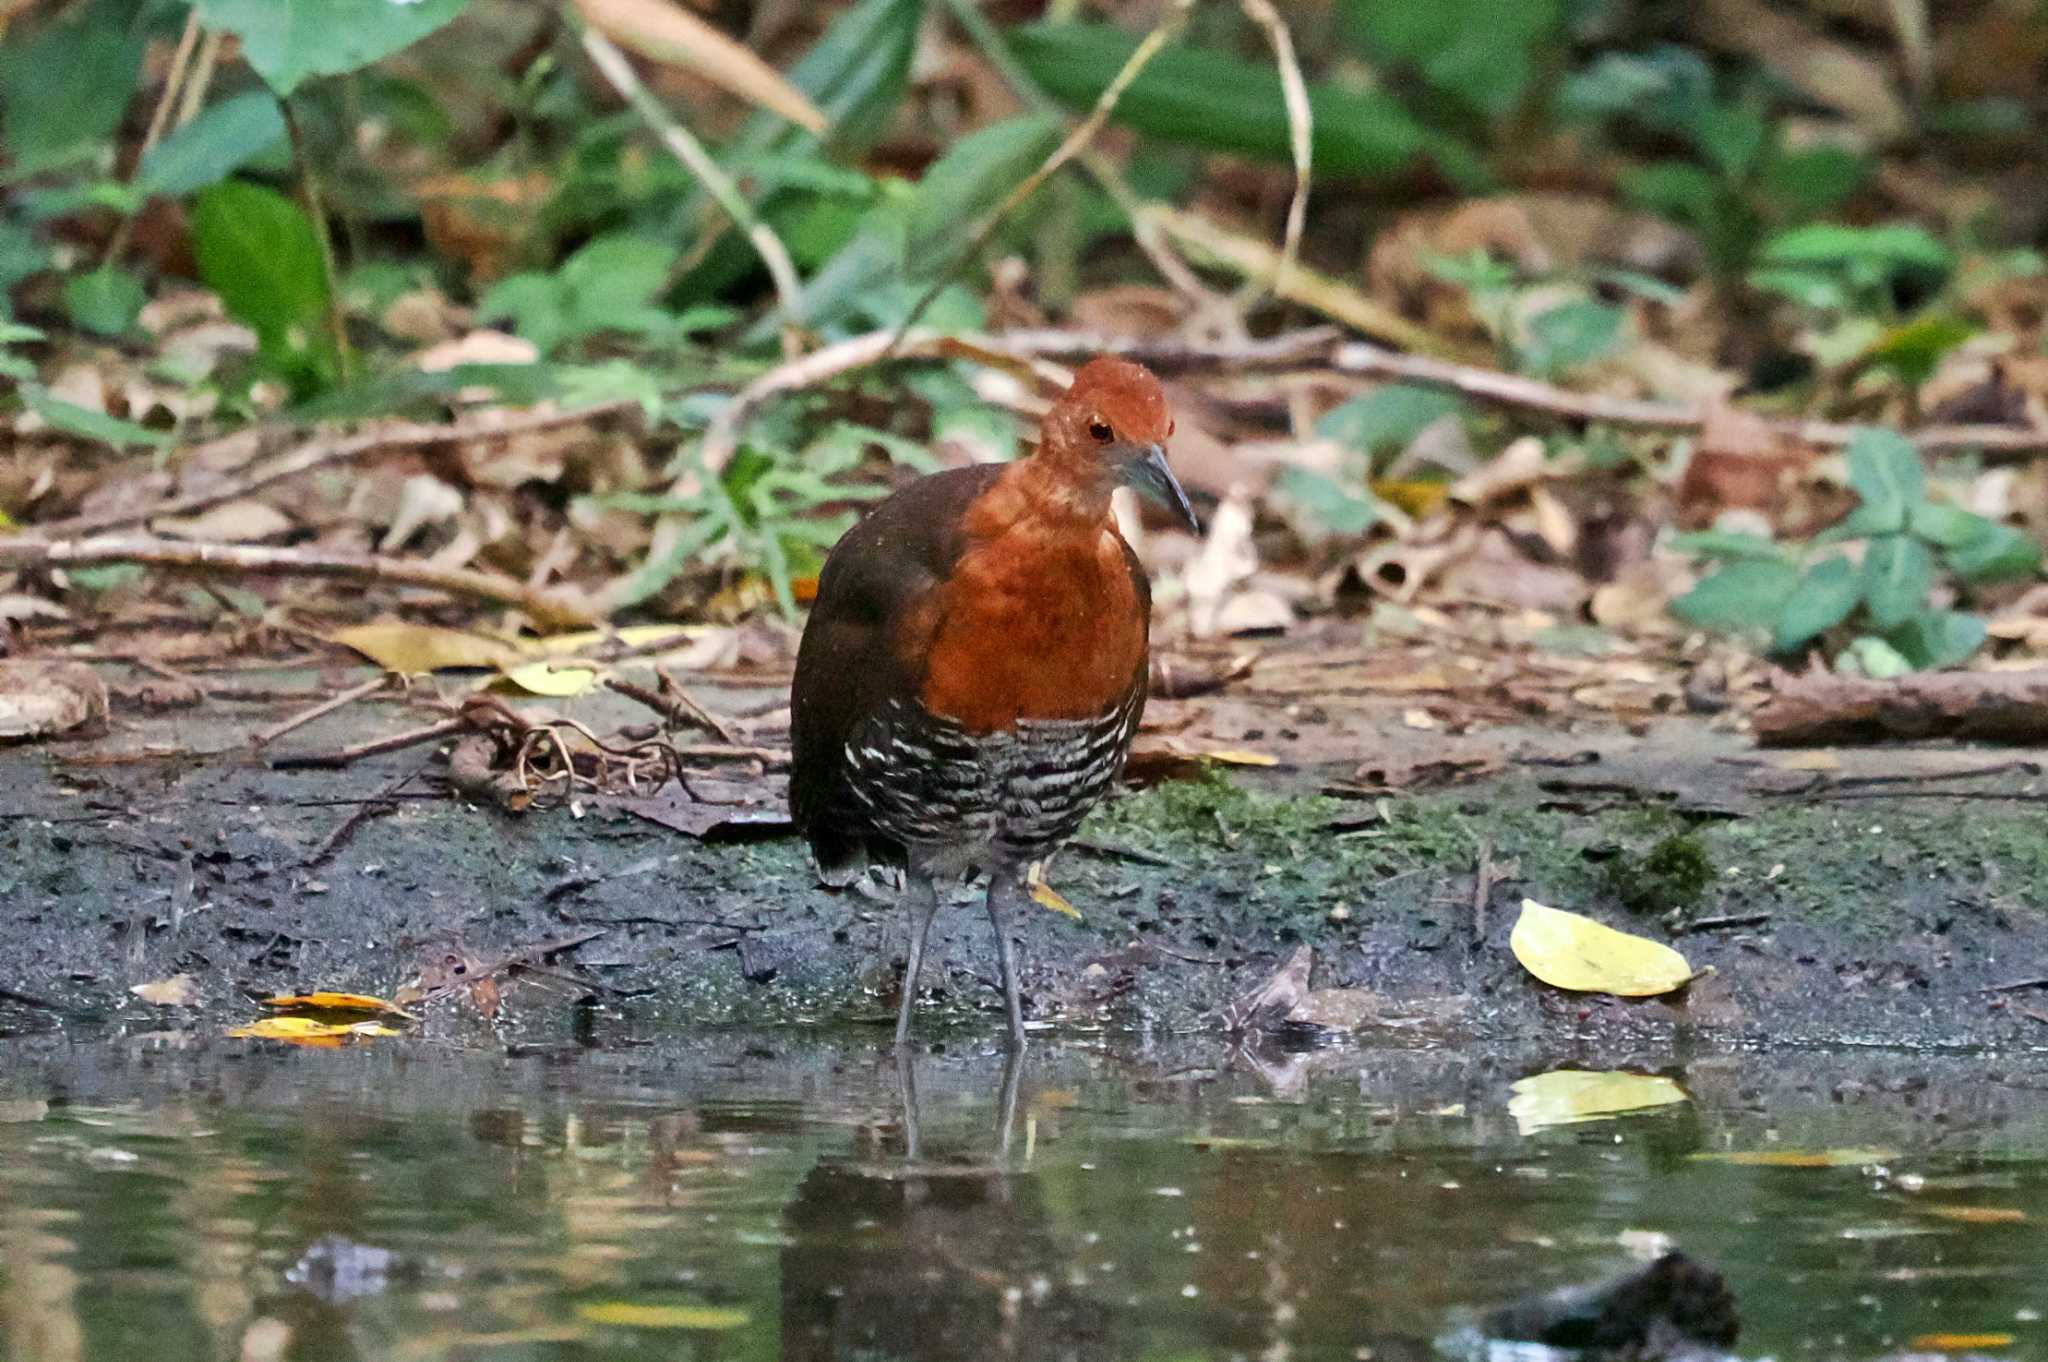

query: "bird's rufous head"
(1034, 356), (1199, 532)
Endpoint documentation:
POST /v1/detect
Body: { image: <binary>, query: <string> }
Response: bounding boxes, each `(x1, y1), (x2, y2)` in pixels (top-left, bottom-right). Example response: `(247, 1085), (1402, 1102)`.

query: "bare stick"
(268, 717), (466, 770)
(577, 24), (803, 336)
(604, 675), (737, 744)
(34, 402), (638, 539)
(280, 99), (354, 384)
(1236, 0), (1311, 304)
(0, 535), (598, 627)
(102, 9), (201, 268)
(302, 761), (423, 867)
(251, 673), (392, 749)
(888, 0), (1199, 349)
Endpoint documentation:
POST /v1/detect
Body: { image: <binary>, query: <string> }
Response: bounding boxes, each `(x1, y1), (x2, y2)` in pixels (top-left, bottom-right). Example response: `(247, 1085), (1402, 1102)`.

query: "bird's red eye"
(1087, 419), (1113, 443)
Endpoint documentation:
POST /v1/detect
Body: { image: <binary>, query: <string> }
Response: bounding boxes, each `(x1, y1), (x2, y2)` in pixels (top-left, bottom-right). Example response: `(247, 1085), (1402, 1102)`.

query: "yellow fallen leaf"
(575, 1302), (749, 1330)
(498, 661), (597, 697)
(1509, 899), (1693, 997)
(130, 975), (198, 1007)
(1689, 1148), (1896, 1168)
(228, 1016), (400, 1045)
(330, 621), (523, 673)
(1025, 861), (1080, 920)
(528, 623), (696, 655)
(1910, 1334), (2013, 1352)
(1370, 478), (1450, 518)
(261, 991), (412, 1016)
(1201, 749), (1279, 767)
(1771, 750), (1842, 771)
(1507, 1070), (1690, 1135)
(1926, 1206), (2027, 1224)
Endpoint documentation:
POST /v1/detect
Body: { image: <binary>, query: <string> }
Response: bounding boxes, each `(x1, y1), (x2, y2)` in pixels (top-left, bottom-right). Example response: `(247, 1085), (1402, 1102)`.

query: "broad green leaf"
(1843, 428), (1924, 525)
(1520, 299), (1624, 378)
(1772, 555), (1859, 653)
(1666, 529), (1787, 563)
(0, 0), (145, 172)
(194, 0), (474, 97)
(1862, 315), (1973, 388)
(1837, 636), (1912, 679)
(134, 91), (287, 197)
(1861, 535), (1932, 631)
(0, 220), (52, 299)
(1904, 501), (1990, 549)
(190, 179), (334, 389)
(906, 112), (1061, 266)
(1887, 610), (1986, 670)
(1011, 23), (1438, 180)
(1669, 559), (1798, 633)
(1946, 522), (2043, 585)
(1343, 0), (1563, 117)
(1316, 386), (1463, 453)
(61, 268), (145, 337)
(745, 0), (921, 154)
(20, 383), (173, 449)
(1759, 221), (1950, 272)
(1756, 145), (1871, 220)
(1275, 467), (1382, 537)
(1509, 899), (1693, 996)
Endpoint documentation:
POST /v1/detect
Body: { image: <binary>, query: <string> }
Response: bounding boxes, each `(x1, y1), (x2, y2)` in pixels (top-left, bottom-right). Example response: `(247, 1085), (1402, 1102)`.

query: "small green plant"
(1604, 830), (1713, 914)
(1670, 429), (2041, 674)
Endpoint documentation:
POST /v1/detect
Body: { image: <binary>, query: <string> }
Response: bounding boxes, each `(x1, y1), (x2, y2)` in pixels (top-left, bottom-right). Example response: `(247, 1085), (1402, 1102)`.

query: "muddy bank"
(3, 662), (2048, 1054)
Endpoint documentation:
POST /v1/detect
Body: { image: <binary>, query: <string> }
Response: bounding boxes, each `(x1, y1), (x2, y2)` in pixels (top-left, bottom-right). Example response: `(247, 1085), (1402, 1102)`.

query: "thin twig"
(279, 99), (354, 384)
(268, 717), (466, 770)
(603, 674), (737, 744)
(302, 761), (424, 867)
(102, 9), (201, 268)
(34, 402), (638, 539)
(1470, 838), (1494, 943)
(577, 23), (802, 341)
(251, 673), (392, 750)
(1675, 912), (1773, 934)
(0, 535), (597, 627)
(1236, 0), (1311, 305)
(888, 0), (1199, 349)
(175, 29), (223, 128)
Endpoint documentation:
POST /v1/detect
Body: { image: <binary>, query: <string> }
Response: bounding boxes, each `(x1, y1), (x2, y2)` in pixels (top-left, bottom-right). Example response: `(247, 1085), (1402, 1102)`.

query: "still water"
(0, 1030), (2045, 1361)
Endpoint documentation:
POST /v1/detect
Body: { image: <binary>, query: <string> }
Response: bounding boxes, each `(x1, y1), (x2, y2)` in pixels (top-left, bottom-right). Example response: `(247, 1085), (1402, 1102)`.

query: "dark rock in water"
(1484, 1251), (1739, 1355)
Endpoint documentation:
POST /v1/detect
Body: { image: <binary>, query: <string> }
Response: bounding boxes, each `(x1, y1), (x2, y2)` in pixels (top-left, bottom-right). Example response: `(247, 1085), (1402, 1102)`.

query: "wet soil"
(4, 654), (2047, 1054)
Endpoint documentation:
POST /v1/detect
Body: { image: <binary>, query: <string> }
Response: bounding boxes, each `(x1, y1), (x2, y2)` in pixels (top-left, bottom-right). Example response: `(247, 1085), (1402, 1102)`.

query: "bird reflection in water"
(780, 1050), (1111, 1362)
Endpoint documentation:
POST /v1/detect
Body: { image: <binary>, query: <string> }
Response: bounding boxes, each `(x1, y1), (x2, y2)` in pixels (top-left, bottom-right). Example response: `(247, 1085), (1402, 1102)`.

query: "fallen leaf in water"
(1689, 1148), (1896, 1168)
(228, 1016), (400, 1045)
(130, 975), (199, 1007)
(1509, 899), (1694, 997)
(574, 1302), (749, 1330)
(0, 660), (108, 739)
(1910, 1334), (2013, 1352)
(261, 991), (412, 1016)
(498, 661), (597, 697)
(330, 621), (523, 673)
(1028, 862), (1081, 920)
(1925, 1206), (2028, 1224)
(1508, 1070), (1690, 1135)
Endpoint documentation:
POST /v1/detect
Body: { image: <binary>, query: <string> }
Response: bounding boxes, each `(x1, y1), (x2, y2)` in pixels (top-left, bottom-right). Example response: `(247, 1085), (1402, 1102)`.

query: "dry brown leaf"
(330, 621), (525, 674)
(0, 660), (108, 740)
(574, 0), (826, 133)
(153, 499), (294, 543)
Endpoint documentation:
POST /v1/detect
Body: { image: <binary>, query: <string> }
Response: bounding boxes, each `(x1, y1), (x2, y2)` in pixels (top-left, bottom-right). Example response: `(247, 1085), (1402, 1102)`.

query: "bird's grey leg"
(995, 1042), (1025, 1159)
(895, 869), (942, 1048)
(895, 1044), (923, 1161)
(984, 874), (1029, 1049)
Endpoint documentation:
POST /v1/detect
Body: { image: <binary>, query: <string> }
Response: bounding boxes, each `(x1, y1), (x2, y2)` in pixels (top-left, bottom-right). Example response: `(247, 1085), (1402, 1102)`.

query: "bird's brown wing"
(789, 464), (1005, 879)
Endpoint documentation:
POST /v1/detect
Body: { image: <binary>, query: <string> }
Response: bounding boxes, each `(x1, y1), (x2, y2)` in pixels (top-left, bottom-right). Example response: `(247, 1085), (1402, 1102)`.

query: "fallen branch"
(1753, 669), (2048, 746)
(0, 535), (598, 628)
(37, 403), (637, 539)
(269, 717), (466, 770)
(251, 673), (392, 749)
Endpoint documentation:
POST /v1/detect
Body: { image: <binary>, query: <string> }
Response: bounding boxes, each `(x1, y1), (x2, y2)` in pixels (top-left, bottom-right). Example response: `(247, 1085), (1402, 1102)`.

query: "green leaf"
(1520, 299), (1624, 378)
(906, 113), (1062, 267)
(1887, 611), (1986, 670)
(134, 91), (288, 197)
(1759, 222), (1951, 274)
(61, 268), (145, 337)
(1772, 555), (1860, 653)
(1275, 466), (1382, 537)
(1342, 0), (1563, 118)
(0, 0), (145, 172)
(1315, 386), (1463, 453)
(1946, 522), (2043, 586)
(747, 0), (922, 154)
(193, 0), (473, 97)
(1904, 501), (1990, 549)
(1862, 315), (1974, 389)
(1669, 559), (1799, 633)
(1843, 428), (1924, 527)
(1861, 535), (1933, 631)
(190, 179), (334, 390)
(1837, 635), (1913, 680)
(1666, 529), (1787, 563)
(20, 383), (172, 449)
(1011, 23), (1439, 180)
